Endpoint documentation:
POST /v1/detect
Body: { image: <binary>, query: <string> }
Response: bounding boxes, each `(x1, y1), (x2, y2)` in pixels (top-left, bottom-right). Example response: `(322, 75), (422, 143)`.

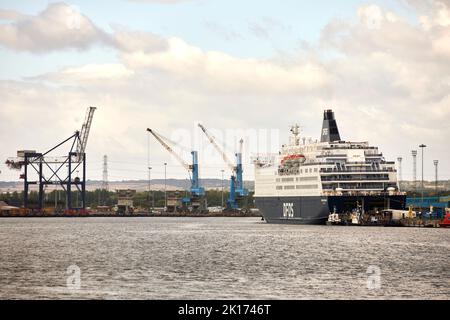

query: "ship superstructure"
(253, 110), (405, 224)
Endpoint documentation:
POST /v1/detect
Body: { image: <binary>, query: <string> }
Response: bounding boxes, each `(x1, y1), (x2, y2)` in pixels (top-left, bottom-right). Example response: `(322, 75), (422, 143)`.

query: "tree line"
(0, 189), (255, 210)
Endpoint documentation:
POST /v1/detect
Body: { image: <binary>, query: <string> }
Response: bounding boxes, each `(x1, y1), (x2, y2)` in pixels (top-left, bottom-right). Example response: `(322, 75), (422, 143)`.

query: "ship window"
(299, 176), (318, 181)
(296, 185), (318, 190)
(276, 186), (283, 190)
(284, 185), (295, 190)
(281, 178), (295, 182)
(314, 168), (318, 172)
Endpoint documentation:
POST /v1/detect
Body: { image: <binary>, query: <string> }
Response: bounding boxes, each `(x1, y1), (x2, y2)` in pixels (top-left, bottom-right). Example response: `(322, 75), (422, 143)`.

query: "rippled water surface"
(0, 217), (449, 299)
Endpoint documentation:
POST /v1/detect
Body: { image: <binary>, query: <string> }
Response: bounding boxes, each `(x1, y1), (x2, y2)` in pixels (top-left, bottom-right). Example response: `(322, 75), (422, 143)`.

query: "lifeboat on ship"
(281, 154), (306, 166)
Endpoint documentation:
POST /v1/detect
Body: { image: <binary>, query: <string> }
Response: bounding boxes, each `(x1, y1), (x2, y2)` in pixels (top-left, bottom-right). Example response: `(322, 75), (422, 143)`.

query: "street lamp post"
(164, 163), (167, 211)
(397, 157), (403, 192)
(148, 166), (152, 212)
(221, 170), (225, 210)
(433, 160), (439, 193)
(76, 170), (79, 208)
(419, 144), (427, 210)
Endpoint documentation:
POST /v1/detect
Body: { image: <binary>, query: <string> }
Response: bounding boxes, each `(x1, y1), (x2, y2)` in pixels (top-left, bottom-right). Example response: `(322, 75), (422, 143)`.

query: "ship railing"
(252, 154), (277, 168)
(322, 190), (406, 197)
(320, 168), (395, 173)
(322, 183), (396, 189)
(322, 144), (371, 150)
(321, 177), (391, 181)
(327, 161), (391, 165)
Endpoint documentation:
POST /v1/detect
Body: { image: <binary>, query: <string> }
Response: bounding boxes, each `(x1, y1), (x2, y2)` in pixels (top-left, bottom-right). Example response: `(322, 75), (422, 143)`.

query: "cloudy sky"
(0, 0), (449, 183)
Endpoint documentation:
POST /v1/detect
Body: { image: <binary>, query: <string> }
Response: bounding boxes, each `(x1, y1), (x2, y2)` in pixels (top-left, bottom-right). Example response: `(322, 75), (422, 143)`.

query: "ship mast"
(290, 124), (301, 146)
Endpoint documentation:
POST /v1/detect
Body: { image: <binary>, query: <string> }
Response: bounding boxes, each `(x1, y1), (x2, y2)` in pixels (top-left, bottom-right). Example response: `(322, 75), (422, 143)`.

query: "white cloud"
(0, 9), (24, 21)
(413, 0), (450, 28)
(120, 37), (331, 94)
(358, 4), (384, 29)
(1, 1), (449, 181)
(0, 3), (176, 55)
(0, 3), (111, 52)
(419, 2), (450, 56)
(316, 2), (450, 180)
(113, 30), (168, 53)
(35, 63), (135, 82)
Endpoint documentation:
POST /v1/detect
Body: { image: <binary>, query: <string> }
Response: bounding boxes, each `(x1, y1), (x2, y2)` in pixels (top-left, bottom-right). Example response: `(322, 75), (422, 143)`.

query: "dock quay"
(326, 208), (450, 228)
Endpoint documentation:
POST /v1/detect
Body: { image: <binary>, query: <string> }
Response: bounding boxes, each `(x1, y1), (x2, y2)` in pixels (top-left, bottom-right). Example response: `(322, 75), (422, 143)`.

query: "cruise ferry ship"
(253, 110), (406, 225)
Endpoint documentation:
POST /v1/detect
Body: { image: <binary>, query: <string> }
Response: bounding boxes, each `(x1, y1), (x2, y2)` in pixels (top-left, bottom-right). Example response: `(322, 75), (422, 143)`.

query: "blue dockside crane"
(146, 128), (205, 210)
(235, 139), (249, 199)
(198, 124), (248, 211)
(188, 150), (206, 200)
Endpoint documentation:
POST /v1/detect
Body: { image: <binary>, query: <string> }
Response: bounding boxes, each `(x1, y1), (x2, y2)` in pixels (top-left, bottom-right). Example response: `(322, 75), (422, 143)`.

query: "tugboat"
(326, 206), (342, 225)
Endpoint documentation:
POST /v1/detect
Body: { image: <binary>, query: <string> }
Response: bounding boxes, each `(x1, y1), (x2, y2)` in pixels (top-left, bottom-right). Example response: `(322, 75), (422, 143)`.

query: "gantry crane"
(235, 138), (248, 198)
(146, 128), (205, 212)
(198, 124), (248, 211)
(5, 106), (97, 213)
(76, 107), (96, 162)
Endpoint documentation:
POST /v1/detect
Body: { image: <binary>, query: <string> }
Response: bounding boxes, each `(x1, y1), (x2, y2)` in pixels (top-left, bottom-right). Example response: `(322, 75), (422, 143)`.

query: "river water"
(0, 217), (448, 300)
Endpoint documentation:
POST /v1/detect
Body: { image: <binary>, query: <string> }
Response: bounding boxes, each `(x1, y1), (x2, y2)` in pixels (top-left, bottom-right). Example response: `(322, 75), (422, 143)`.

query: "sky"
(0, 0), (449, 183)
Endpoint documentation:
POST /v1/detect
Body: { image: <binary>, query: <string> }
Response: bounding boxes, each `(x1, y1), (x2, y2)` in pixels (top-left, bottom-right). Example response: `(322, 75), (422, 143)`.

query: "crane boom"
(198, 123), (235, 172)
(76, 106), (97, 161)
(146, 128), (191, 171)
